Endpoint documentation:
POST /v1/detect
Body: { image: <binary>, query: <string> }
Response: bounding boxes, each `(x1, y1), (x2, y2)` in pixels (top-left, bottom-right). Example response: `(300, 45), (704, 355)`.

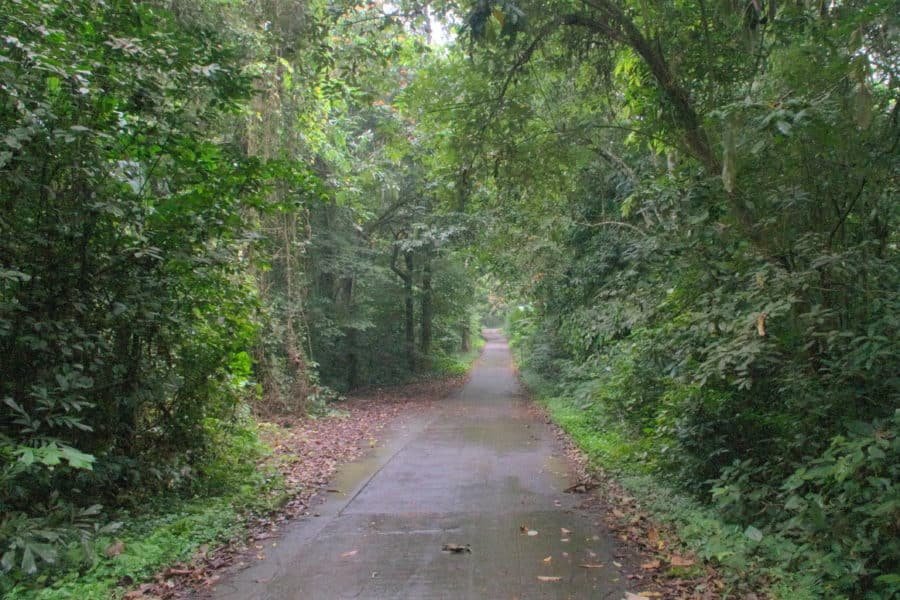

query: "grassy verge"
(4, 420), (286, 600)
(515, 368), (823, 599)
(431, 334), (486, 377)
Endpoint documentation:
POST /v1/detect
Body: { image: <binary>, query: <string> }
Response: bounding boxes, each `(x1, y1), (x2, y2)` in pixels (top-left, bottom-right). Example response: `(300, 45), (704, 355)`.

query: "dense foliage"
(2, 0), (897, 596)
(0, 0), (477, 588)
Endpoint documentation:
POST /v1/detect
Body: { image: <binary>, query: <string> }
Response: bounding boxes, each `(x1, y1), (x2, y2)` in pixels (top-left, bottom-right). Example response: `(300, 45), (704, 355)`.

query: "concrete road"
(210, 330), (625, 599)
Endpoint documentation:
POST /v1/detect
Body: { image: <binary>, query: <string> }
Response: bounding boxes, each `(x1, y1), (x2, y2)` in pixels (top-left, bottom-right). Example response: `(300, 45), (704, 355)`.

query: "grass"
(4, 420), (289, 600)
(431, 335), (487, 377)
(12, 498), (247, 600)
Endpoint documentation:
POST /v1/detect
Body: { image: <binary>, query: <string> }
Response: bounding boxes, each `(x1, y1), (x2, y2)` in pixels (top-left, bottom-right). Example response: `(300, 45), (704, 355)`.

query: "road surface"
(210, 329), (625, 599)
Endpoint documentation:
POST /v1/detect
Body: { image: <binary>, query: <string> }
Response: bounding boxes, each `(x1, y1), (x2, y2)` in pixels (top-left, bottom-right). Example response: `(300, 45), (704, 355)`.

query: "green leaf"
(1, 550), (14, 572)
(60, 445), (95, 470)
(744, 525), (763, 542)
(21, 546), (36, 574)
(17, 447), (35, 466)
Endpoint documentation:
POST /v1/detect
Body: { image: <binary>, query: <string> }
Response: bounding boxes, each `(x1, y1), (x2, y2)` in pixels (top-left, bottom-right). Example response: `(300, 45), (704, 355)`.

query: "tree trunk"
(419, 245), (433, 358)
(391, 243), (416, 372)
(341, 276), (358, 389)
(404, 252), (415, 371)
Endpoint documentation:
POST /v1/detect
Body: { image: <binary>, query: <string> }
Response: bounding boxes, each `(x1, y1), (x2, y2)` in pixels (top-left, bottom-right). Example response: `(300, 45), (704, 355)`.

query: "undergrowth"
(2, 418), (286, 600)
(432, 335), (486, 377)
(515, 349), (831, 600)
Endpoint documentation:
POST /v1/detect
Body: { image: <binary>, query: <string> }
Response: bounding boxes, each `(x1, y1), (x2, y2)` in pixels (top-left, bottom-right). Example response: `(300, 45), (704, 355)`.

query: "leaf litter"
(122, 375), (468, 599)
(526, 402), (750, 600)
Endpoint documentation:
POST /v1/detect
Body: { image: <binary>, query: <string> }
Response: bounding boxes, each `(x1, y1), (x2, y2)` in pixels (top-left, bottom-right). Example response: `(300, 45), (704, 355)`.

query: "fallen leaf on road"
(623, 593), (650, 600)
(560, 527), (571, 535)
(340, 550), (358, 558)
(542, 556), (552, 564)
(441, 543), (472, 553)
(579, 563), (604, 569)
(669, 554), (695, 567)
(640, 559), (661, 570)
(613, 561), (623, 567)
(638, 593), (662, 598)
(560, 538), (570, 542)
(527, 530), (539, 537)
(537, 576), (561, 582)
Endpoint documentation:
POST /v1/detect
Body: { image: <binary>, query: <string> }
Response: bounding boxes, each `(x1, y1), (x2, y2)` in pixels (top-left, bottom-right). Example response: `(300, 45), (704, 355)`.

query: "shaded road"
(211, 330), (625, 599)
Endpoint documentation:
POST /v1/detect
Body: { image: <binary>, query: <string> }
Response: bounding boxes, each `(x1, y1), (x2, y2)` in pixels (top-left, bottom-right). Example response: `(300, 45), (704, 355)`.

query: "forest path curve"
(209, 329), (626, 600)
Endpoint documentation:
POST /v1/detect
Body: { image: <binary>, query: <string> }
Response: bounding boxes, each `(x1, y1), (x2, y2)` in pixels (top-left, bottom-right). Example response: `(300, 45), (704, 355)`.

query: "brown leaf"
(542, 556), (552, 564)
(624, 593), (650, 600)
(579, 563), (604, 569)
(340, 550), (358, 558)
(105, 540), (126, 558)
(668, 554), (695, 567)
(537, 576), (561, 582)
(756, 312), (767, 336)
(640, 559), (661, 570)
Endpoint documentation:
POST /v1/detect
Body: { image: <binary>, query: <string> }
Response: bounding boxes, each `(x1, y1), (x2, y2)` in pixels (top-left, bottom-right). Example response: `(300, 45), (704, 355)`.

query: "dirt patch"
(124, 375), (466, 600)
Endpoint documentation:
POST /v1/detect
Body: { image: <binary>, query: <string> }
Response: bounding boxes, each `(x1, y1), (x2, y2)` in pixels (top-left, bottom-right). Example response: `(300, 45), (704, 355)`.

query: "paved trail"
(211, 330), (624, 599)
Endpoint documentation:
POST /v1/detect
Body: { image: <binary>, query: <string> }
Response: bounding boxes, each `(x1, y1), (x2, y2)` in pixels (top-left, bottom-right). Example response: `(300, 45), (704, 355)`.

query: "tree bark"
(391, 243), (416, 372)
(404, 252), (415, 370)
(419, 244), (433, 359)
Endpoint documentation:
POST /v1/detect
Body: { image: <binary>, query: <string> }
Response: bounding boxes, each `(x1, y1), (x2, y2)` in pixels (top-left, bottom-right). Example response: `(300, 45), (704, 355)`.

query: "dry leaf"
(105, 540), (126, 558)
(527, 530), (539, 537)
(669, 554), (695, 567)
(542, 556), (552, 564)
(560, 538), (570, 542)
(442, 543), (472, 553)
(638, 593), (662, 598)
(756, 312), (767, 336)
(624, 593), (650, 600)
(640, 560), (661, 570)
(613, 561), (623, 568)
(579, 563), (604, 569)
(537, 576), (561, 582)
(341, 550), (358, 558)
(560, 528), (571, 535)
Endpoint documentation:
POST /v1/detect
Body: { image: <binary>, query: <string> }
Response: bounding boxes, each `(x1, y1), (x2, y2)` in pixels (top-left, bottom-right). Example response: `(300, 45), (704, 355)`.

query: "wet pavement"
(209, 329), (625, 599)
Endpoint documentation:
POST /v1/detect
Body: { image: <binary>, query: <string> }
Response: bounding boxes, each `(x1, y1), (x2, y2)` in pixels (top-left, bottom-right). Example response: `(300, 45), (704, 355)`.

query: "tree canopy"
(1, 0), (897, 597)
